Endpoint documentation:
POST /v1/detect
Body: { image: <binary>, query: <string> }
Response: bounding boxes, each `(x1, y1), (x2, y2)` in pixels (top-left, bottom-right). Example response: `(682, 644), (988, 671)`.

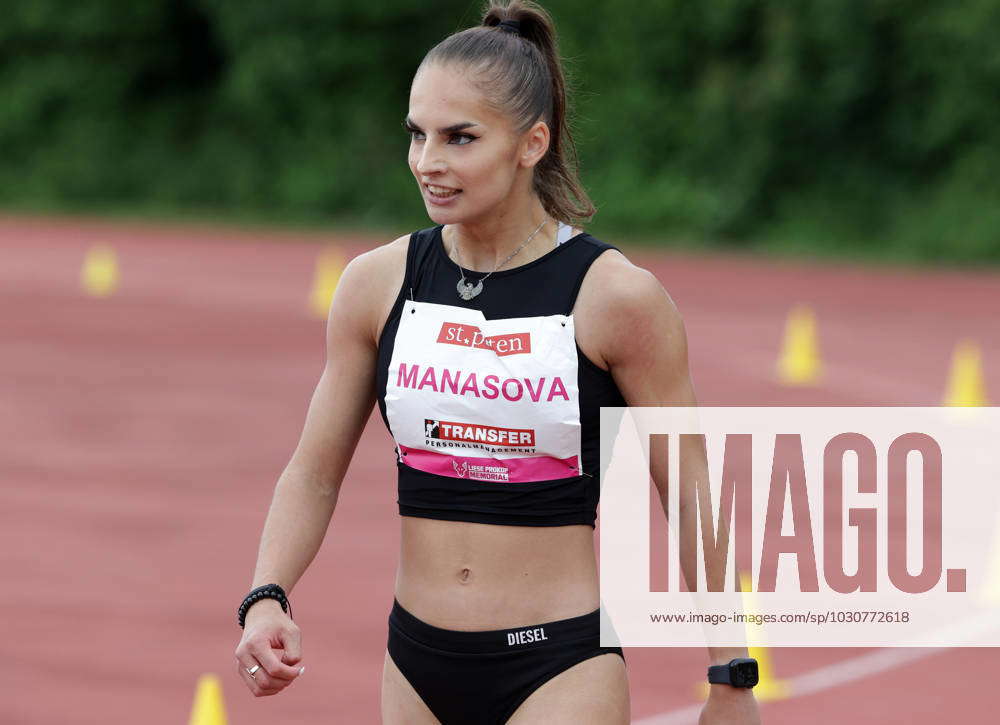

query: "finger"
(236, 656), (266, 695)
(236, 655), (283, 696)
(277, 649), (307, 677)
(247, 639), (302, 681)
(236, 654), (278, 692)
(279, 627), (303, 665)
(242, 667), (283, 696)
(282, 654), (306, 676)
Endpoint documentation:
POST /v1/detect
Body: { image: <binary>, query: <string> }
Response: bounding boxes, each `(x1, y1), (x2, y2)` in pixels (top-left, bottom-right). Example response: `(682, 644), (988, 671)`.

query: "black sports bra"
(375, 223), (626, 527)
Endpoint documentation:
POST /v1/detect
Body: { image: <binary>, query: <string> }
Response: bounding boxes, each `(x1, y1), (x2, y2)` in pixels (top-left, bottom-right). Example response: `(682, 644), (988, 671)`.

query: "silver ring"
(246, 664), (260, 678)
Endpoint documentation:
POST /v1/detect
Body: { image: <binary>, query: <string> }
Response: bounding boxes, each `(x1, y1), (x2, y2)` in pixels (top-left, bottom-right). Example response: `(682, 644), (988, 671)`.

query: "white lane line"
(633, 648), (939, 725)
(633, 612), (1000, 725)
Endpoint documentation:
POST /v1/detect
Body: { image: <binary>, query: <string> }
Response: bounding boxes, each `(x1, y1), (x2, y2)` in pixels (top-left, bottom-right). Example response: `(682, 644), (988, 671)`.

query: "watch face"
(732, 660), (759, 688)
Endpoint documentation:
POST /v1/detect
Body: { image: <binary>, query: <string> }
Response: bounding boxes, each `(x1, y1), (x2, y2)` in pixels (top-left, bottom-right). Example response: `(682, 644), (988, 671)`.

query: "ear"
(517, 119), (550, 169)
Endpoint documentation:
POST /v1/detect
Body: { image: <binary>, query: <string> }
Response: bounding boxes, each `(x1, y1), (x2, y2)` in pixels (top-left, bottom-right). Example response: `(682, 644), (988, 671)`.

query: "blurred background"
(3, 0), (999, 261)
(2, 1), (997, 724)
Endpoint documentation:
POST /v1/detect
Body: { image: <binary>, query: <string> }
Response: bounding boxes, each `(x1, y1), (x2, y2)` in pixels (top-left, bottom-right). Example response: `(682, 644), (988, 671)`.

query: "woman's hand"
(234, 600), (305, 697)
(698, 686), (762, 725)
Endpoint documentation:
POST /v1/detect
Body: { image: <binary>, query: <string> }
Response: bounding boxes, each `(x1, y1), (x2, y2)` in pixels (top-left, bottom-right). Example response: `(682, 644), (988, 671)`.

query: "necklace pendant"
(448, 218), (549, 302)
(457, 278), (483, 300)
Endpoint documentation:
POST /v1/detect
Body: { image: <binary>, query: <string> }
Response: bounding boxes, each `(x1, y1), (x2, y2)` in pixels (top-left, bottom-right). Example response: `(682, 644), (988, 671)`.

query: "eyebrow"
(403, 116), (479, 134)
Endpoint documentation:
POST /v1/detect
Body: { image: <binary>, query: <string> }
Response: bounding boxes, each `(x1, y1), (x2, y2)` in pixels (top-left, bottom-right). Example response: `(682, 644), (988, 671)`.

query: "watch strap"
(707, 663), (733, 685)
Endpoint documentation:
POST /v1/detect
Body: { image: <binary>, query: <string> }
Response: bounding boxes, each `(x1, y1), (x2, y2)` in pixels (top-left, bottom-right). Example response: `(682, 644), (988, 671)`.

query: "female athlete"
(235, 2), (762, 723)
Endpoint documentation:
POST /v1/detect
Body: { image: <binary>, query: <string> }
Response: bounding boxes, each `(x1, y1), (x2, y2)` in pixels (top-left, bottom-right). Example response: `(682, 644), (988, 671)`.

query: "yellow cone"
(189, 673), (227, 725)
(81, 244), (119, 297)
(309, 248), (345, 319)
(943, 340), (988, 406)
(742, 645), (791, 700)
(776, 305), (821, 385)
(696, 572), (791, 702)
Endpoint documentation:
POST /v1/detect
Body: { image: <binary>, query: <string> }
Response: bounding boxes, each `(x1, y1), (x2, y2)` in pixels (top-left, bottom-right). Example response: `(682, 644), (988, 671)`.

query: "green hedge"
(1, 0), (998, 261)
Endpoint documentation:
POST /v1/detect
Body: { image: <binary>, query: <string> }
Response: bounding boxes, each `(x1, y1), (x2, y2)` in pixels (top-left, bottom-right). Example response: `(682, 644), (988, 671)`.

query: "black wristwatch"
(707, 658), (759, 688)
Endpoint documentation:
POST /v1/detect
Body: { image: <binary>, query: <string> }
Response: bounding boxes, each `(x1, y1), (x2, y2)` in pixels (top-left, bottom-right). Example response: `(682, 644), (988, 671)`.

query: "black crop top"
(375, 224), (626, 527)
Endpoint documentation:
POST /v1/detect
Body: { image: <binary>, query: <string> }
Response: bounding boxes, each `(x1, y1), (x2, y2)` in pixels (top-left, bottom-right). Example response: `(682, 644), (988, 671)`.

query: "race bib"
(385, 299), (582, 483)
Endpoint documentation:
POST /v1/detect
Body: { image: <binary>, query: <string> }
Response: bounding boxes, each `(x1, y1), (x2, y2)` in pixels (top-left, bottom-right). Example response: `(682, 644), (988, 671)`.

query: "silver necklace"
(450, 218), (549, 300)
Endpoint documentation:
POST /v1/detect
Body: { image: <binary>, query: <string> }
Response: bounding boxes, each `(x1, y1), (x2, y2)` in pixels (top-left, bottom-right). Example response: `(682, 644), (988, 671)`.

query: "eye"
(404, 124), (476, 146)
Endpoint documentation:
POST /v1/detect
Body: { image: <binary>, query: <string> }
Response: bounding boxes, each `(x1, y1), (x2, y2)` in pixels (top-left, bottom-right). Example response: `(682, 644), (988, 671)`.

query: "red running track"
(1, 214), (997, 724)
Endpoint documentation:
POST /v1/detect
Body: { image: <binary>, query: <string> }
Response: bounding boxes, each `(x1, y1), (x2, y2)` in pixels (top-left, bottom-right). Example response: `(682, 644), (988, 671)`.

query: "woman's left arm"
(584, 254), (762, 725)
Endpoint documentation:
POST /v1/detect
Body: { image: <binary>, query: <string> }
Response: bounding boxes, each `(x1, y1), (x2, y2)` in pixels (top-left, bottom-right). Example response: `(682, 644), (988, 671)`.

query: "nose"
(415, 140), (446, 176)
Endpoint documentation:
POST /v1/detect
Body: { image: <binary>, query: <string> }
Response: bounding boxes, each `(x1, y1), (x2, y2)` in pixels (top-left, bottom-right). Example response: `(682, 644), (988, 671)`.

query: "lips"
(423, 183), (463, 206)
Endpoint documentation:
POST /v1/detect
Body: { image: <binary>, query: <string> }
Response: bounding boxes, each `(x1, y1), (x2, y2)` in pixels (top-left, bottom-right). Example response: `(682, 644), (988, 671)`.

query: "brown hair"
(418, 1), (596, 226)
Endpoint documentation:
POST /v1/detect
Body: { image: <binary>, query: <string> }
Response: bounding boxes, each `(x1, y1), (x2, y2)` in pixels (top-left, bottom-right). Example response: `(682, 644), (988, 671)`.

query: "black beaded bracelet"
(237, 583), (293, 629)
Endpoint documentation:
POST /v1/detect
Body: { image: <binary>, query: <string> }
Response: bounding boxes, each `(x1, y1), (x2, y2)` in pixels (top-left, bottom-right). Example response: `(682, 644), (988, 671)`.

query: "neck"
(443, 199), (556, 273)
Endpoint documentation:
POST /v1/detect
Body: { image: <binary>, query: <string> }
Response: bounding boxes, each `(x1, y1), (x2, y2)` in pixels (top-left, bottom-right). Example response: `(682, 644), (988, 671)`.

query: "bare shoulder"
(343, 232), (409, 280)
(583, 247), (672, 306)
(329, 233), (411, 347)
(574, 245), (686, 370)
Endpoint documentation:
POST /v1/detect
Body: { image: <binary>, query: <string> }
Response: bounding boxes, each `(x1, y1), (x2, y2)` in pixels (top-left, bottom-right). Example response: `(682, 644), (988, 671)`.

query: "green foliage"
(0, 0), (997, 261)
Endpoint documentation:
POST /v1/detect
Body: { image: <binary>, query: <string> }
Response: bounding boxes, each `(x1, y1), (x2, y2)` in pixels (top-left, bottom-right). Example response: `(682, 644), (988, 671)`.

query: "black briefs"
(386, 598), (626, 724)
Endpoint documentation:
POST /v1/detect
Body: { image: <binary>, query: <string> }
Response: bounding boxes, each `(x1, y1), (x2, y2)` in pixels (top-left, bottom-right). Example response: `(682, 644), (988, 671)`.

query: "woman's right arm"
(235, 235), (408, 697)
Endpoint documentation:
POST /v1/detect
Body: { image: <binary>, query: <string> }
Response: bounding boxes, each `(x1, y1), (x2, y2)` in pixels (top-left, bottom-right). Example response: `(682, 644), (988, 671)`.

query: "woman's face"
(406, 62), (528, 224)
